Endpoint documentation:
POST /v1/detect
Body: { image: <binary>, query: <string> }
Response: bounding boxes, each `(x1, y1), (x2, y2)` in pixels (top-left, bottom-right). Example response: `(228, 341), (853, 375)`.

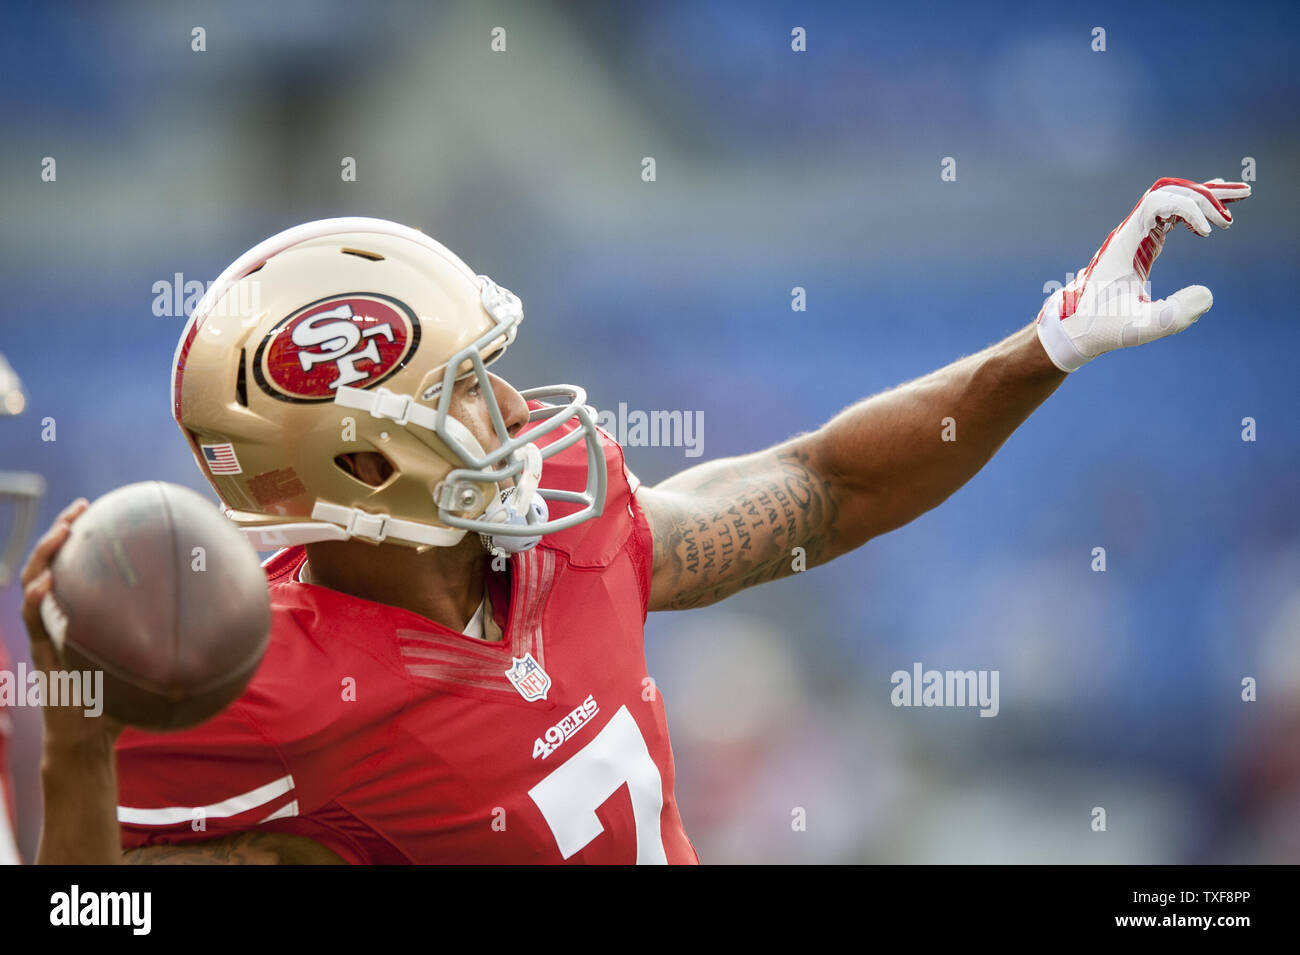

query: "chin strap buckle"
(344, 510), (390, 542)
(369, 389), (415, 426)
(334, 385), (435, 430)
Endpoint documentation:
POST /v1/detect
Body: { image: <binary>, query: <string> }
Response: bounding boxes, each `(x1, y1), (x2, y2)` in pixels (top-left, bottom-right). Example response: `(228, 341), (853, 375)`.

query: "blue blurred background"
(2, 0), (1297, 863)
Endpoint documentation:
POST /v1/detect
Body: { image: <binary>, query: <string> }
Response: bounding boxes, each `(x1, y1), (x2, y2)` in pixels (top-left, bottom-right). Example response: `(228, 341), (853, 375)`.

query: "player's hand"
(19, 498), (123, 747)
(1036, 177), (1251, 372)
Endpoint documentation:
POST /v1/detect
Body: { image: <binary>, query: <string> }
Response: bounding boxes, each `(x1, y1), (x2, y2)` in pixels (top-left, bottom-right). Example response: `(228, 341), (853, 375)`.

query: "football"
(40, 481), (271, 732)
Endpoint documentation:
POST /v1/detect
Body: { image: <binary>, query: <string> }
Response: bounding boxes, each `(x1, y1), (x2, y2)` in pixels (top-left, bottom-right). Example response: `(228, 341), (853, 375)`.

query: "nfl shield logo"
(505, 653), (551, 702)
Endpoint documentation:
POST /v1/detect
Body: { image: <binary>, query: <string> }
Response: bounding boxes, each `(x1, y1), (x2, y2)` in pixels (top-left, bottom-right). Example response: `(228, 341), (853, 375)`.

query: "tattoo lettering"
(649, 446), (837, 610)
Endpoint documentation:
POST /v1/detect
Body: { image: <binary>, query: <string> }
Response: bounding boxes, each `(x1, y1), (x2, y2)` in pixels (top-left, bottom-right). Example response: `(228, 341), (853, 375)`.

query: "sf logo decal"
(254, 293), (421, 402)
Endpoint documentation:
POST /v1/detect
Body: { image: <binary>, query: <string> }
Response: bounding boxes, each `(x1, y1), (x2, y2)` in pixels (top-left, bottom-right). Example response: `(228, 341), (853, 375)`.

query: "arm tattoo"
(647, 445), (839, 611)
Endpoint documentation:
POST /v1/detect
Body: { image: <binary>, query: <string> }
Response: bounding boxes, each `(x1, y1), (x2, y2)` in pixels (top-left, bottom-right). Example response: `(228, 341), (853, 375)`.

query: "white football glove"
(1036, 177), (1251, 372)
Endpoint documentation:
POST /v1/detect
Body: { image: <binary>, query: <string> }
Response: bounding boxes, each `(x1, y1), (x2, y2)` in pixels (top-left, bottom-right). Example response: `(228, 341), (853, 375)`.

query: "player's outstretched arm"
(639, 324), (1064, 610)
(639, 177), (1249, 612)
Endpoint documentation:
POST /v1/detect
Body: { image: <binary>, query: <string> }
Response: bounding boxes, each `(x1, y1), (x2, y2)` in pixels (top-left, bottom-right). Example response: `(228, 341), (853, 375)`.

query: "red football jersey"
(116, 430), (699, 864)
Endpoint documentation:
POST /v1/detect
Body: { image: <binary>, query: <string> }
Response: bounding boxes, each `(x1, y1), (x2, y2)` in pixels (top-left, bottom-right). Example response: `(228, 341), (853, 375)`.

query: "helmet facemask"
(333, 275), (607, 553)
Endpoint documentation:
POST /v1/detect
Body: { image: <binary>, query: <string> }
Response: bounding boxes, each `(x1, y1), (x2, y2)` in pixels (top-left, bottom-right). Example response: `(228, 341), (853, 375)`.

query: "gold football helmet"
(172, 218), (605, 553)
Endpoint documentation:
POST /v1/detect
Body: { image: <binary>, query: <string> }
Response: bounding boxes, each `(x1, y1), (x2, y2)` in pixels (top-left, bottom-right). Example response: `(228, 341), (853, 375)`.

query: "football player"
(22, 177), (1249, 863)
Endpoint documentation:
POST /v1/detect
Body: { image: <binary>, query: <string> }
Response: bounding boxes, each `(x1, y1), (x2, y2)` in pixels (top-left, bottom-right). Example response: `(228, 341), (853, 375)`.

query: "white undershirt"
(460, 600), (486, 640)
(296, 560), (492, 640)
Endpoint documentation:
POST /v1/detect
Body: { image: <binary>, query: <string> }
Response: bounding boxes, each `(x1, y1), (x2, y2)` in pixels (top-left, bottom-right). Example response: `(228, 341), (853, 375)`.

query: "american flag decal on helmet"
(201, 442), (242, 475)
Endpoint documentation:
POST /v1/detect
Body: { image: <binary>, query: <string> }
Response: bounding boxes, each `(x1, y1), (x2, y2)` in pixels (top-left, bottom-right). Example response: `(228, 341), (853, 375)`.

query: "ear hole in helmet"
(235, 350), (248, 407)
(334, 452), (396, 487)
(341, 247), (385, 262)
